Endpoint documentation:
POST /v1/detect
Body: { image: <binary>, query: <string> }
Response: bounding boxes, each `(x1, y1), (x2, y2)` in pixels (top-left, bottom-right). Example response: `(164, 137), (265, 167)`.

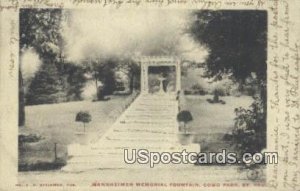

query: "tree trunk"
(54, 143), (57, 161)
(130, 75), (135, 93)
(213, 91), (219, 103)
(238, 79), (245, 92)
(83, 123), (86, 133)
(19, 70), (25, 127)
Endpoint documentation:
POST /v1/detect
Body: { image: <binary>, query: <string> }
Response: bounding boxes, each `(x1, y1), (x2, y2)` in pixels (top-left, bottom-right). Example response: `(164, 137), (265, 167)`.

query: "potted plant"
(75, 111), (92, 144)
(75, 111), (92, 133)
(177, 110), (194, 145)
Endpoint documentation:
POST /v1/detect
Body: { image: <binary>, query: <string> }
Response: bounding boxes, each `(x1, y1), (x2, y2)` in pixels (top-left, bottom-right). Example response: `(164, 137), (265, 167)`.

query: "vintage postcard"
(0, 0), (299, 190)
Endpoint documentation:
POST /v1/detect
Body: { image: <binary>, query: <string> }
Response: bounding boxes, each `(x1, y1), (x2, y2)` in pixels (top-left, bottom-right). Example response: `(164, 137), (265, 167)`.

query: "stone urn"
(178, 132), (195, 145)
(74, 131), (91, 145)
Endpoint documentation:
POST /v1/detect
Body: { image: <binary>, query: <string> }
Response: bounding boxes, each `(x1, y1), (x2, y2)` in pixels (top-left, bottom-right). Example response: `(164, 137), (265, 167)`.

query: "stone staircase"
(63, 93), (199, 172)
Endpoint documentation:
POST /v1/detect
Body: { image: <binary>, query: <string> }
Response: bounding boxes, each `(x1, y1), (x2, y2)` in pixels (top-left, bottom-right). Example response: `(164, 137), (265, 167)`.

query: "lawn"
(19, 93), (138, 169)
(181, 95), (253, 150)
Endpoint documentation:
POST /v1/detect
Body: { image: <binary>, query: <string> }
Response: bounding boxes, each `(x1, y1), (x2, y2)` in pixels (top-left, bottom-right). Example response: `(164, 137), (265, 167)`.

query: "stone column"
(176, 60), (181, 92)
(144, 65), (148, 93)
(140, 62), (148, 94)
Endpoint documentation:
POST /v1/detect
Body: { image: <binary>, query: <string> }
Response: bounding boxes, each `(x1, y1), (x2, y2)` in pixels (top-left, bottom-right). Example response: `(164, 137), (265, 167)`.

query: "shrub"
(191, 83), (207, 95)
(19, 134), (43, 146)
(75, 111), (92, 132)
(243, 85), (258, 96)
(26, 63), (66, 105)
(177, 110), (193, 133)
(184, 90), (192, 95)
(206, 87), (226, 104)
(210, 77), (240, 96)
(191, 83), (204, 91)
(213, 86), (227, 96)
(97, 86), (105, 100)
(184, 83), (207, 95)
(231, 96), (266, 156)
(18, 160), (66, 171)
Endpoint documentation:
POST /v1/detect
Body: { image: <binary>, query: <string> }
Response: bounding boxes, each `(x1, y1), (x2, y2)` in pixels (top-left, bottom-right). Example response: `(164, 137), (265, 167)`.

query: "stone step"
(129, 103), (175, 106)
(90, 145), (194, 153)
(103, 138), (177, 143)
(112, 128), (176, 134)
(132, 109), (176, 112)
(127, 109), (175, 112)
(106, 130), (176, 137)
(63, 94), (200, 172)
(132, 101), (176, 105)
(124, 108), (177, 113)
(114, 123), (175, 128)
(63, 158), (198, 172)
(120, 117), (176, 122)
(69, 147), (185, 157)
(119, 120), (175, 124)
(125, 113), (176, 117)
(68, 143), (200, 157)
(123, 115), (175, 119)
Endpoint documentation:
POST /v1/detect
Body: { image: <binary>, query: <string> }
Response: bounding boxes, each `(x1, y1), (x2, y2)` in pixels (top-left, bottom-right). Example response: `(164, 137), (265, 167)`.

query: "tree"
(26, 63), (66, 105)
(189, 11), (267, 84)
(188, 10), (267, 153)
(82, 57), (118, 100)
(126, 60), (140, 93)
(20, 9), (86, 104)
(233, 97), (266, 155)
(19, 70), (25, 126)
(75, 111), (92, 132)
(96, 58), (118, 96)
(20, 9), (68, 101)
(63, 63), (87, 101)
(20, 9), (63, 62)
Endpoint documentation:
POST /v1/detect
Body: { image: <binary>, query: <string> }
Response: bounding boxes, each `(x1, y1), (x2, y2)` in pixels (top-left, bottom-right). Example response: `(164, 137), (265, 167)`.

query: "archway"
(140, 56), (181, 94)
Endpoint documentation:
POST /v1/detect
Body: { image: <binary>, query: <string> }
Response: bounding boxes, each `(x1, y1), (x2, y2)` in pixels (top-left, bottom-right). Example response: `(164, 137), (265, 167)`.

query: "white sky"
(62, 9), (208, 63)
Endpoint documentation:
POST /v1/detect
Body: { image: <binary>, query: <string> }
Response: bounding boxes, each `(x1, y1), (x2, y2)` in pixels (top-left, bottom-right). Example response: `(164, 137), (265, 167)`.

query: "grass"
(19, 93), (138, 170)
(181, 95), (253, 152)
(182, 95), (253, 134)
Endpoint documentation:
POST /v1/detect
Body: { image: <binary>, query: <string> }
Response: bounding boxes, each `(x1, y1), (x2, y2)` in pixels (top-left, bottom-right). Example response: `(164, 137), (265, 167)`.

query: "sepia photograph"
(16, 8), (270, 187)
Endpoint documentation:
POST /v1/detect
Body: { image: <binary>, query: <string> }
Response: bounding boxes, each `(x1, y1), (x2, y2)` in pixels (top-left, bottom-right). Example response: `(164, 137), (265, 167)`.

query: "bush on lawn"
(177, 110), (193, 133)
(212, 86), (227, 96)
(206, 88), (226, 104)
(75, 111), (92, 132)
(191, 83), (207, 95)
(184, 83), (207, 95)
(18, 159), (66, 171)
(209, 77), (240, 96)
(19, 134), (43, 146)
(232, 96), (266, 156)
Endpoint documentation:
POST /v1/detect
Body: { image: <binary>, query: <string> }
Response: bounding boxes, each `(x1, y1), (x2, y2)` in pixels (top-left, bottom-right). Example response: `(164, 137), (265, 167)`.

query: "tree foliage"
(188, 11), (267, 154)
(83, 57), (140, 100)
(26, 63), (66, 105)
(20, 9), (88, 104)
(20, 9), (63, 62)
(20, 9), (65, 105)
(177, 110), (193, 134)
(233, 96), (266, 154)
(177, 110), (193, 124)
(63, 63), (87, 101)
(189, 10), (267, 83)
(75, 111), (92, 132)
